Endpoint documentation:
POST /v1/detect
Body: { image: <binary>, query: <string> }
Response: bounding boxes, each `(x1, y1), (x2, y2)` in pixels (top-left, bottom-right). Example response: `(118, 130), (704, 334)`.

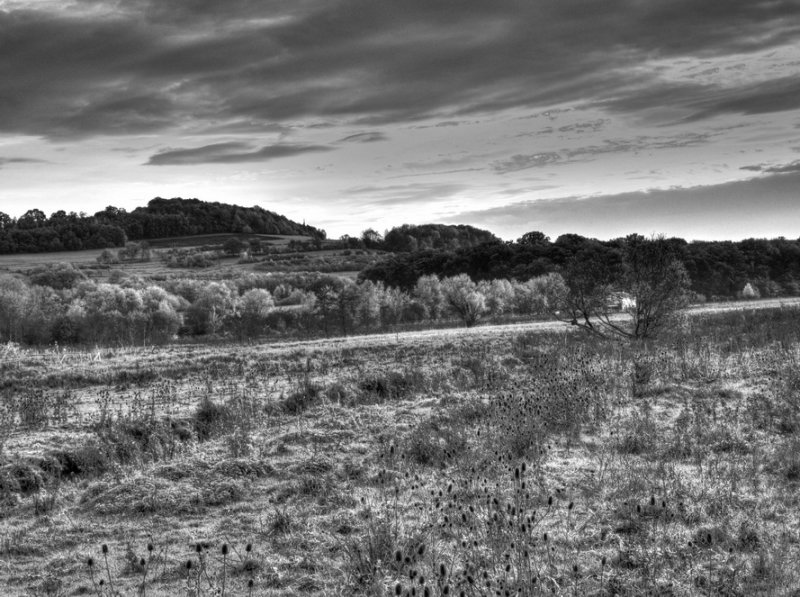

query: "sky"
(1, 0), (799, 241)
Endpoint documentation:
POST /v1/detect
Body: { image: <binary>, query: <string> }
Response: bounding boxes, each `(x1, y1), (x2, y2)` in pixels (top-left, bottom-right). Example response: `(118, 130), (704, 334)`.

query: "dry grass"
(1, 307), (800, 595)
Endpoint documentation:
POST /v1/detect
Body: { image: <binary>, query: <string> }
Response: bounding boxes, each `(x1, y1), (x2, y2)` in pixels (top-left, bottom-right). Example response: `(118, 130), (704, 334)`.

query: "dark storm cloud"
(146, 142), (331, 165)
(2, 0), (800, 138)
(450, 170), (800, 240)
(337, 132), (387, 143)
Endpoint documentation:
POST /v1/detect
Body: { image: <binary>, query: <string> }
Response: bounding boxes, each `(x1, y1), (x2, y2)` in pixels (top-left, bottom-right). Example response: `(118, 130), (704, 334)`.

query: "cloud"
(565, 132), (713, 158)
(0, 157), (44, 167)
(2, 0), (800, 138)
(344, 182), (466, 206)
(492, 152), (562, 174)
(449, 170), (800, 241)
(685, 76), (800, 121)
(337, 132), (387, 143)
(765, 161), (800, 174)
(557, 120), (608, 134)
(741, 159), (800, 174)
(490, 131), (715, 173)
(146, 142), (331, 165)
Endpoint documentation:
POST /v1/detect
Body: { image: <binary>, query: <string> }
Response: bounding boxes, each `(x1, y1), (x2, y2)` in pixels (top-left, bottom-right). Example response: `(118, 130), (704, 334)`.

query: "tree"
(17, 209), (47, 229)
(355, 280), (383, 328)
(478, 278), (515, 317)
(517, 231), (550, 247)
(742, 282), (760, 299)
(513, 273), (568, 315)
(361, 228), (384, 249)
(140, 286), (182, 344)
(414, 275), (445, 320)
(622, 235), (690, 340)
(28, 262), (87, 290)
(379, 286), (411, 328)
(441, 274), (486, 327)
(188, 282), (236, 335)
(237, 288), (275, 338)
(0, 275), (29, 342)
(68, 284), (146, 344)
(560, 235), (689, 340)
(223, 237), (246, 256)
(559, 241), (619, 330)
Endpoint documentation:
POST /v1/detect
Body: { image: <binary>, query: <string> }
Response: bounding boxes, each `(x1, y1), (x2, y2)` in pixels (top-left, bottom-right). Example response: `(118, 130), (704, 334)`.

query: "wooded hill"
(0, 198), (324, 254)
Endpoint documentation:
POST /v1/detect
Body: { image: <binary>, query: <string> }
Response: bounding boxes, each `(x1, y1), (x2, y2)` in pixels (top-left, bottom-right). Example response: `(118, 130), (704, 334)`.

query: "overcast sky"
(1, 0), (799, 241)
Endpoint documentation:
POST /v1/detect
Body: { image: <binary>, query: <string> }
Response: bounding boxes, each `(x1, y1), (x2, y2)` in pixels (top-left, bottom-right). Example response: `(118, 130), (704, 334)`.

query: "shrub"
(96, 419), (177, 464)
(45, 443), (109, 479)
(358, 369), (424, 402)
(193, 396), (231, 441)
(0, 460), (45, 495)
(280, 383), (322, 414)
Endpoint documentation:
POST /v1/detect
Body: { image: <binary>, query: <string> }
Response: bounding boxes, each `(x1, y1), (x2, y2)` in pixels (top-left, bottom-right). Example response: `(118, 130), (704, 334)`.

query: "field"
(0, 235), (383, 279)
(2, 302), (800, 596)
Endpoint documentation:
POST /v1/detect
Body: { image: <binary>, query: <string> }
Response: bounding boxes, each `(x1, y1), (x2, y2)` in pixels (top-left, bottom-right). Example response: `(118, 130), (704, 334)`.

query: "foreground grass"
(2, 308), (800, 595)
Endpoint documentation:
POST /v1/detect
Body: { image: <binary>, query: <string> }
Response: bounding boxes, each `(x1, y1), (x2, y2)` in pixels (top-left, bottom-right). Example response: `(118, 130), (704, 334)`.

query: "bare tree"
(560, 235), (689, 340)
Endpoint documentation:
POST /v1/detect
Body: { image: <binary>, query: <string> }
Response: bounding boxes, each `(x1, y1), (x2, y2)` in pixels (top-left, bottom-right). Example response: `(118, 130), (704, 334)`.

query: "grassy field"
(0, 234), (379, 279)
(1, 305), (800, 596)
(0, 235), (310, 268)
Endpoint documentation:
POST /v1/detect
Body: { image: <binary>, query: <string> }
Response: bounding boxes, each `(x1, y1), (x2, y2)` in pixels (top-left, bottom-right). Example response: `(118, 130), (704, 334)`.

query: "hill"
(96, 197), (325, 241)
(0, 198), (325, 255)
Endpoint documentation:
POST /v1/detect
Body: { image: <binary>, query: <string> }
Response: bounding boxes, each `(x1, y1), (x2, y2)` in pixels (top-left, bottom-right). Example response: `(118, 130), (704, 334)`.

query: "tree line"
(0, 198), (324, 254)
(0, 264), (565, 346)
(361, 231), (800, 301)
(0, 235), (744, 346)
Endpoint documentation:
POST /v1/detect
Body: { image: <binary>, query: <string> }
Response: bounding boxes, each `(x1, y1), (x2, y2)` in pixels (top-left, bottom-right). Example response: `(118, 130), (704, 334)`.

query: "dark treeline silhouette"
(0, 198), (324, 254)
(96, 198), (324, 241)
(361, 232), (800, 300)
(0, 209), (126, 254)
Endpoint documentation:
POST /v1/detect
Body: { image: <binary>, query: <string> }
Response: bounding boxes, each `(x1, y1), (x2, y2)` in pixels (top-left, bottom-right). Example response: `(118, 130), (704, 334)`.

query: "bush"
(96, 419), (178, 464)
(0, 460), (46, 495)
(358, 370), (424, 402)
(45, 444), (109, 479)
(28, 262), (87, 290)
(193, 397), (231, 440)
(281, 383), (322, 414)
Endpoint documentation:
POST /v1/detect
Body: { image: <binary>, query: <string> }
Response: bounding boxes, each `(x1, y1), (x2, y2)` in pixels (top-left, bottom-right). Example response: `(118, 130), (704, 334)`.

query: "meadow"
(0, 234), (376, 282)
(1, 301), (799, 596)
